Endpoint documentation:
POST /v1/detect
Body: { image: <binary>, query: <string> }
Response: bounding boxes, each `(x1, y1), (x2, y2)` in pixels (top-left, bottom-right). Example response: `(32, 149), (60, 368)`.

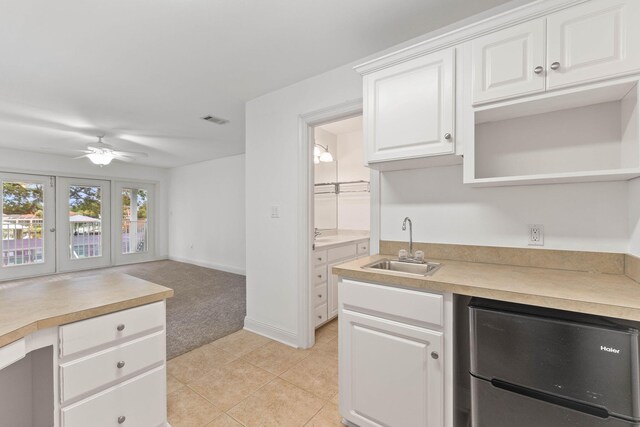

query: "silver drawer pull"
(317, 274), (322, 278)
(317, 257), (322, 261)
(431, 351), (439, 360)
(550, 61), (561, 70)
(534, 65), (544, 74)
(318, 315), (322, 319)
(118, 415), (126, 424)
(117, 361), (126, 369)
(444, 133), (452, 140)
(117, 324), (125, 332)
(318, 294), (322, 298)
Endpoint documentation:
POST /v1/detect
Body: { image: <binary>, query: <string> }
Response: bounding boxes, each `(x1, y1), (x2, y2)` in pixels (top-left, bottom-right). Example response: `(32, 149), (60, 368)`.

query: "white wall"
(246, 64), (362, 344)
(629, 177), (640, 256)
(381, 165), (629, 252)
(244, 0), (640, 346)
(0, 147), (170, 258)
(168, 154), (246, 275)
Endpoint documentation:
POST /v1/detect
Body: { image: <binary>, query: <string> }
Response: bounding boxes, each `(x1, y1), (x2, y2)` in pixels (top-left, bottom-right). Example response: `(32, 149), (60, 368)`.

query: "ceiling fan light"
(87, 151), (114, 166)
(313, 145), (321, 157)
(319, 151), (333, 162)
(314, 156), (320, 164)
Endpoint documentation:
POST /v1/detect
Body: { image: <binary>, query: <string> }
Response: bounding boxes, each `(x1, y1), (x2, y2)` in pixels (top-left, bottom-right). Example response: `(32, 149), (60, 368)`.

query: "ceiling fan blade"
(112, 150), (148, 158)
(72, 154), (90, 160)
(112, 154), (135, 163)
(39, 147), (91, 154)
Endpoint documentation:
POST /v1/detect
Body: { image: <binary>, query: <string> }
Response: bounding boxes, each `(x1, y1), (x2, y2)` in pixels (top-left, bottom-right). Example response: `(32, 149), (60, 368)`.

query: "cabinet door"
(364, 48), (455, 163)
(547, 0), (640, 90)
(327, 260), (341, 319)
(472, 18), (546, 104)
(339, 310), (443, 427)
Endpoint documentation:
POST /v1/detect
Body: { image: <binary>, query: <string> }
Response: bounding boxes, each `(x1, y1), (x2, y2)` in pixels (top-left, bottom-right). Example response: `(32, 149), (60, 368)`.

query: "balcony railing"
(122, 220), (148, 254)
(70, 221), (102, 259)
(2, 218), (44, 266)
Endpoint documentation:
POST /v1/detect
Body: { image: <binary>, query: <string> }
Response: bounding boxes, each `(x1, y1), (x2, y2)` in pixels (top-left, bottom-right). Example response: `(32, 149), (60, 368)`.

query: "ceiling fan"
(51, 136), (148, 166)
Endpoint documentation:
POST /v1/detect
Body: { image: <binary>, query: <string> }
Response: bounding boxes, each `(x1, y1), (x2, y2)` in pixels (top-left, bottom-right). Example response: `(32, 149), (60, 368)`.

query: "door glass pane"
(2, 182), (45, 266)
(121, 188), (148, 254)
(69, 185), (102, 259)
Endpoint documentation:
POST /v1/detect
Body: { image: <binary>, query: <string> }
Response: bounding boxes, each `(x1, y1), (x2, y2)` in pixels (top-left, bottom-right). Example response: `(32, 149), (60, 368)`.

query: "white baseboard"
(168, 256), (246, 276)
(244, 317), (299, 348)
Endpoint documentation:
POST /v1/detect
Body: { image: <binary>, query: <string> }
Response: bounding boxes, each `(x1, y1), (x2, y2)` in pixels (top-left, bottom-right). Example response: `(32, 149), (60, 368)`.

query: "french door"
(1, 173), (56, 280)
(113, 182), (155, 265)
(56, 178), (111, 271)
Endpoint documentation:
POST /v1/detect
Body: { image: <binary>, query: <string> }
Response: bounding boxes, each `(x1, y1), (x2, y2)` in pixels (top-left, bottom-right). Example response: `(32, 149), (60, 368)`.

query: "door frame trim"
(296, 98), (380, 348)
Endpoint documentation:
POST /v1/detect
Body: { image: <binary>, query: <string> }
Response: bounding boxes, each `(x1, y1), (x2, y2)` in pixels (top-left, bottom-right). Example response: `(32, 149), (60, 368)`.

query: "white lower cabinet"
(339, 279), (452, 427)
(61, 365), (166, 427)
(59, 302), (168, 426)
(313, 239), (369, 328)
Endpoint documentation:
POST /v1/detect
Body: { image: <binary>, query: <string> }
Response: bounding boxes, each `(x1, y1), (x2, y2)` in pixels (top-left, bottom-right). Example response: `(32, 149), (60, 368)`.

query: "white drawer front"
(356, 241), (369, 256)
(314, 250), (327, 266)
(315, 303), (328, 327)
(340, 279), (443, 327)
(61, 365), (166, 427)
(314, 283), (328, 307)
(59, 302), (165, 358)
(328, 244), (357, 262)
(60, 331), (165, 403)
(314, 265), (327, 284)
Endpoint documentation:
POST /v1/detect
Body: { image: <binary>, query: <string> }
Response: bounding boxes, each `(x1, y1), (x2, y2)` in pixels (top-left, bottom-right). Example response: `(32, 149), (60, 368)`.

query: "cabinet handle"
(318, 294), (322, 298)
(317, 275), (322, 278)
(317, 257), (322, 261)
(116, 324), (125, 332)
(550, 62), (560, 70)
(534, 65), (544, 74)
(118, 415), (126, 424)
(444, 133), (452, 140)
(318, 315), (322, 319)
(431, 351), (439, 360)
(117, 361), (126, 369)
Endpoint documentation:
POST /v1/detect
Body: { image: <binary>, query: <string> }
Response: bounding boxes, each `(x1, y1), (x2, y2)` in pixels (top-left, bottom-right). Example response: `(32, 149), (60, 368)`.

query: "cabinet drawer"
(61, 365), (166, 427)
(328, 244), (357, 262)
(60, 331), (165, 403)
(340, 279), (443, 327)
(59, 302), (165, 358)
(356, 241), (369, 256)
(315, 303), (328, 327)
(314, 283), (328, 307)
(314, 250), (327, 266)
(314, 265), (327, 284)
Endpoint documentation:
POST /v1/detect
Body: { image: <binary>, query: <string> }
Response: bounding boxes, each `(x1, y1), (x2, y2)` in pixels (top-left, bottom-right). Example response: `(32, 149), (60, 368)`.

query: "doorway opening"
(311, 115), (371, 345)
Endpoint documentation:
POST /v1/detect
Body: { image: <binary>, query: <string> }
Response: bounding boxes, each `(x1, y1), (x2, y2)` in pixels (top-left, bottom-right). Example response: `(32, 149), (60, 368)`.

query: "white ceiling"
(0, 0), (515, 168)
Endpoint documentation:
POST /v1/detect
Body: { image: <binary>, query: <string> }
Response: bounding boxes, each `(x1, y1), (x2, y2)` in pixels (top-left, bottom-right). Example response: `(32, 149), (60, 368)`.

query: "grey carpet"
(7, 260), (246, 360)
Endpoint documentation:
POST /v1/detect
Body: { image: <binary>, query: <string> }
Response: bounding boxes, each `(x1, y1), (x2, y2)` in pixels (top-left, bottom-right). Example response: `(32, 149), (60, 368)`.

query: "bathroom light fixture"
(314, 143), (334, 163)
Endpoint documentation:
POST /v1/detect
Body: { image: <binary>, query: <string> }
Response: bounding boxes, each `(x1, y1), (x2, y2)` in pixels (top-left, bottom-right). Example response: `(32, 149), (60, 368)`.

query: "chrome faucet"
(402, 217), (413, 257)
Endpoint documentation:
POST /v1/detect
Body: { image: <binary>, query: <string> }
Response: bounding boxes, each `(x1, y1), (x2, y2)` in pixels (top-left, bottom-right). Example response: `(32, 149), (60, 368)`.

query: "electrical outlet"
(528, 224), (544, 246)
(271, 205), (280, 218)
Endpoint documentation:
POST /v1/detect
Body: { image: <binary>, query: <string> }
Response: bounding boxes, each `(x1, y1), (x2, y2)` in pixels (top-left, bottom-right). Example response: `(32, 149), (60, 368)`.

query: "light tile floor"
(167, 319), (343, 427)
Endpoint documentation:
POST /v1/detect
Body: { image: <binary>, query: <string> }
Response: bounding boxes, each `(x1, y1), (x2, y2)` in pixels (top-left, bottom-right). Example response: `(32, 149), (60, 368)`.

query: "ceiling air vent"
(201, 115), (230, 125)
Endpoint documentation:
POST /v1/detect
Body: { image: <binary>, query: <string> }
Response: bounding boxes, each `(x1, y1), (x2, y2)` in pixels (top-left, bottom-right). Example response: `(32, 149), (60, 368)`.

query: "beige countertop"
(314, 231), (369, 250)
(333, 254), (640, 321)
(0, 273), (173, 348)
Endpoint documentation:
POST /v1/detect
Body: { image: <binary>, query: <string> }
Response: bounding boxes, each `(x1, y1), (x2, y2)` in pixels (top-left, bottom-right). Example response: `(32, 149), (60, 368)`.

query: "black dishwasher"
(469, 298), (640, 427)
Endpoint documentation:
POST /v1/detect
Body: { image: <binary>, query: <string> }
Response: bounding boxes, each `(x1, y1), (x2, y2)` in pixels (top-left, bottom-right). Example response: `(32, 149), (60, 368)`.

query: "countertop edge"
(333, 255), (640, 322)
(0, 288), (174, 348)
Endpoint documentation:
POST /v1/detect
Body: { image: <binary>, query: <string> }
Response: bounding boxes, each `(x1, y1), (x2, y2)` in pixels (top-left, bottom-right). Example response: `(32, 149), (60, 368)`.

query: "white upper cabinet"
(363, 48), (455, 164)
(472, 19), (546, 104)
(547, 0), (640, 89)
(472, 0), (640, 104)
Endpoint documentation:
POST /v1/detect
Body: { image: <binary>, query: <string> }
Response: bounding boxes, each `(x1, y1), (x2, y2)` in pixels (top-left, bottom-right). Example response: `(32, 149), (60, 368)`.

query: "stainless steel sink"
(362, 258), (441, 276)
